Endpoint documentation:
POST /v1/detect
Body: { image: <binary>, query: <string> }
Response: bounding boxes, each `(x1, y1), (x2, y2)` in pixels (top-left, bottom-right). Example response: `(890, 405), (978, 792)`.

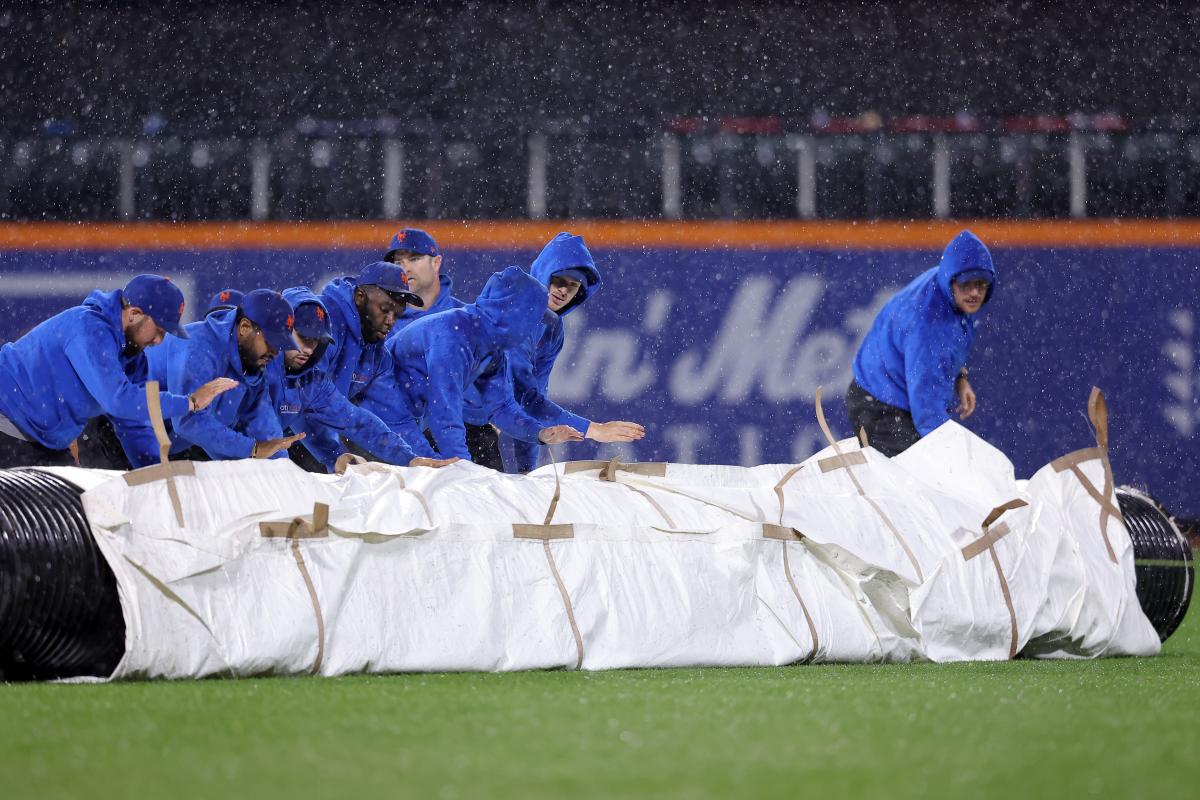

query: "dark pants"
(0, 430), (76, 469)
(465, 423), (503, 470)
(844, 380), (920, 458)
(76, 416), (133, 471)
(421, 423), (503, 470)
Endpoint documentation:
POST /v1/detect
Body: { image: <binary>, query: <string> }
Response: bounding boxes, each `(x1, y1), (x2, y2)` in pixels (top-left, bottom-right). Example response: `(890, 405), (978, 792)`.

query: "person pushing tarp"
(846, 229), (996, 456)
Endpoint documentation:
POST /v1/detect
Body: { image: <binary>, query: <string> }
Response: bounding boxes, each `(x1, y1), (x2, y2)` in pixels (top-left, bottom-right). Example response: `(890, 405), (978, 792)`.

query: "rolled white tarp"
(65, 416), (1158, 681)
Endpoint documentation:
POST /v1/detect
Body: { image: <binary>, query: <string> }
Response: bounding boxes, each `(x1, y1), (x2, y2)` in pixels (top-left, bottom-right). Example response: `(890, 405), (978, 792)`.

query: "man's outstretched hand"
(189, 377), (239, 411)
(253, 432), (305, 459)
(538, 425), (585, 445)
(585, 421), (646, 443)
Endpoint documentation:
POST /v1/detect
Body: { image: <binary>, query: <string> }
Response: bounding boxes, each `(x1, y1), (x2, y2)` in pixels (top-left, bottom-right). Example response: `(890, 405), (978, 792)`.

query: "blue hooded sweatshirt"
(317, 277), (403, 411)
(267, 288), (416, 472)
(369, 266), (549, 461)
(151, 308), (285, 459)
(851, 230), (997, 436)
(0, 289), (190, 453)
(388, 273), (465, 337)
(508, 233), (602, 470)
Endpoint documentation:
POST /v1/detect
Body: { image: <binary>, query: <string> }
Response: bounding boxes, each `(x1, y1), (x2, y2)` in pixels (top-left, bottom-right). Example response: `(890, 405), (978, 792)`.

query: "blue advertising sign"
(0, 243), (1196, 517)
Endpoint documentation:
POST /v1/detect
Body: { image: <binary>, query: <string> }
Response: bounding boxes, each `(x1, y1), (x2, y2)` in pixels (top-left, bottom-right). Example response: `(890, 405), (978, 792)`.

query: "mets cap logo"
(219, 290), (231, 303)
(316, 307), (325, 321)
(179, 301), (185, 315)
(286, 315), (294, 330)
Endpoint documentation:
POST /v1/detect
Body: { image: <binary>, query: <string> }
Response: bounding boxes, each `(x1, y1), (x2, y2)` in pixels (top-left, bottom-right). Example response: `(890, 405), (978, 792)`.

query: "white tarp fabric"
(68, 420), (1159, 681)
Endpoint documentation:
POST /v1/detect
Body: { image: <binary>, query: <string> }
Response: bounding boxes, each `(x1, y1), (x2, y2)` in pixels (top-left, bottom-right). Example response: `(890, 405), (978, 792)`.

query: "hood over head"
(282, 286), (333, 376)
(530, 232), (601, 317)
(935, 229), (997, 310)
(468, 266), (549, 351)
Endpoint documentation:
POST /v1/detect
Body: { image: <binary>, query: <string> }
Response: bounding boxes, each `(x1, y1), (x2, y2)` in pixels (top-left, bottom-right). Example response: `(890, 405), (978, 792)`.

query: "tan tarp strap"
(562, 459), (668, 479)
(511, 524), (584, 670)
(623, 485), (677, 528)
(259, 503), (329, 675)
(773, 465), (805, 524)
(961, 499), (1028, 659)
(818, 451), (867, 474)
(814, 387), (924, 582)
(858, 426), (869, 449)
(761, 524), (819, 661)
(762, 523), (801, 541)
(1049, 388), (1121, 564)
(258, 502), (331, 539)
(512, 524), (575, 541)
(512, 446), (584, 670)
(960, 521), (1013, 561)
(123, 460), (196, 486)
(1050, 447), (1105, 473)
(125, 380), (187, 527)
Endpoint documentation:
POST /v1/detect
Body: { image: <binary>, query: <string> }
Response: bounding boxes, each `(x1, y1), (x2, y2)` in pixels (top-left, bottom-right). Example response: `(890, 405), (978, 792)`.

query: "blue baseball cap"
(123, 274), (188, 338)
(292, 301), (334, 344)
(356, 261), (424, 307)
(240, 289), (297, 352)
(207, 288), (244, 313)
(386, 228), (439, 259)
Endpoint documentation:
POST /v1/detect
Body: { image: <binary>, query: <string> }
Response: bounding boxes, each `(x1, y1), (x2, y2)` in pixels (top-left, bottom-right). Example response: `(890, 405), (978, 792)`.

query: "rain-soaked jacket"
(369, 266), (549, 461)
(317, 277), (402, 410)
(508, 233), (602, 470)
(851, 230), (997, 436)
(0, 289), (190, 456)
(151, 308), (285, 460)
(267, 287), (415, 472)
(389, 273), (464, 337)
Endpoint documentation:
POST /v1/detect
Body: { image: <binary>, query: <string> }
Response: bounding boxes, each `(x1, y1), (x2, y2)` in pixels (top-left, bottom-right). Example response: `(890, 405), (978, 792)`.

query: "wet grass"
(2, 610), (1196, 799)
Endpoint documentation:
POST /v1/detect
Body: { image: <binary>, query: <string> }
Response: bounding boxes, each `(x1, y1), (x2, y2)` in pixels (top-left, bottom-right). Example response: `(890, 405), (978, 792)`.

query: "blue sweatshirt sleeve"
(242, 384), (287, 459)
(479, 357), (545, 445)
(170, 343), (257, 459)
(304, 377), (416, 468)
(423, 340), (477, 460)
(509, 327), (587, 471)
(903, 324), (957, 436)
(63, 322), (190, 424)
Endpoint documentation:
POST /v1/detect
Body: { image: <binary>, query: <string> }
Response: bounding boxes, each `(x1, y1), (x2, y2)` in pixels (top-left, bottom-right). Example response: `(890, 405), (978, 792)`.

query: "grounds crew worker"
(846, 229), (996, 457)
(148, 288), (304, 461)
(267, 287), (457, 473)
(370, 266), (586, 461)
(509, 232), (644, 472)
(0, 274), (234, 468)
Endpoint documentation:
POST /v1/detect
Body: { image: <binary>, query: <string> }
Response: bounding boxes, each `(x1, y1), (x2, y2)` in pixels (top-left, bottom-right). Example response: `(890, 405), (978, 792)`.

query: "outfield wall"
(1, 221), (1196, 517)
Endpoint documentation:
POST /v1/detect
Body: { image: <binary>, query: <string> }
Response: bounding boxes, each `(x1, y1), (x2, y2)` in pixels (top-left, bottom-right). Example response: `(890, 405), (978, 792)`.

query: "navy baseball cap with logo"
(356, 261), (424, 307)
(385, 228), (439, 259)
(293, 301), (334, 344)
(207, 288), (244, 313)
(240, 289), (297, 352)
(124, 274), (188, 338)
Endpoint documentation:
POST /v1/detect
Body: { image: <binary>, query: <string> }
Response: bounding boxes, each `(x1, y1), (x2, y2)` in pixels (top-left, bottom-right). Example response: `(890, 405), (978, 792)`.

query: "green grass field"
(4, 609), (1197, 800)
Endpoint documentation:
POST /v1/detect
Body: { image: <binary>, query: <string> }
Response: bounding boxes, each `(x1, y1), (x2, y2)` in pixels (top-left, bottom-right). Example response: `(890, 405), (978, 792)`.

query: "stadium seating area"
(2, 1), (1198, 220)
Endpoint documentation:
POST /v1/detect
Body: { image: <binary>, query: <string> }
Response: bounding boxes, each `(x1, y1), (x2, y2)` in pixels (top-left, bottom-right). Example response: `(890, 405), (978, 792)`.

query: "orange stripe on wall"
(1, 220), (1199, 250)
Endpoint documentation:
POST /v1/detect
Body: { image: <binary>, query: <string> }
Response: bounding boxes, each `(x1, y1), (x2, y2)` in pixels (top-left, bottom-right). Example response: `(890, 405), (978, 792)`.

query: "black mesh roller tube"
(0, 469), (125, 681)
(1116, 486), (1194, 643)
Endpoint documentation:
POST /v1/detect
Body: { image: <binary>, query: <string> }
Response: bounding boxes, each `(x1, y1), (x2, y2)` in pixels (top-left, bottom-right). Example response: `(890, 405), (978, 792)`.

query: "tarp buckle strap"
(259, 503), (329, 675)
(1049, 388), (1121, 564)
(817, 451), (867, 474)
(814, 386), (924, 583)
(961, 499), (1029, 659)
(122, 380), (188, 527)
(512, 446), (584, 670)
(762, 524), (819, 661)
(773, 465), (805, 525)
(562, 459), (668, 479)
